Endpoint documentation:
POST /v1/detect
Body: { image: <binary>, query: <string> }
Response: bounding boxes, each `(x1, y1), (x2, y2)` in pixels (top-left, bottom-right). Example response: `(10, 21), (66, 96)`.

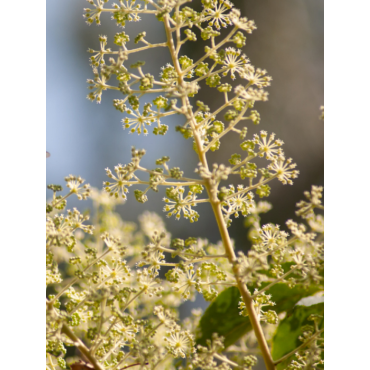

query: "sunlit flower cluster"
(163, 186), (200, 222)
(46, 1), (324, 369)
(104, 164), (135, 199)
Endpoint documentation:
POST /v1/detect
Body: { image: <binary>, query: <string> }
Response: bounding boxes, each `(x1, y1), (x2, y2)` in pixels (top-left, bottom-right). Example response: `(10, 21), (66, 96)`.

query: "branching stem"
(163, 14), (276, 370)
(61, 323), (104, 370)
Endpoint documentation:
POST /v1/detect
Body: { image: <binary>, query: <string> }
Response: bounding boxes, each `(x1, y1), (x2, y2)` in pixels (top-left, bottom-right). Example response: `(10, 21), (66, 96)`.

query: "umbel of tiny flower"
(65, 175), (91, 200)
(104, 164), (134, 199)
(66, 208), (94, 234)
(164, 326), (196, 358)
(268, 156), (299, 185)
(163, 186), (200, 222)
(296, 185), (324, 219)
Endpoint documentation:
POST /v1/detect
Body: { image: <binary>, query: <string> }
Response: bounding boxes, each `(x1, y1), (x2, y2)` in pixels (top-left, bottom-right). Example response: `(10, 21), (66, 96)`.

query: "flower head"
(222, 47), (250, 80)
(104, 164), (135, 199)
(253, 131), (284, 160)
(163, 187), (200, 223)
(268, 157), (299, 185)
(164, 328), (195, 358)
(203, 0), (234, 30)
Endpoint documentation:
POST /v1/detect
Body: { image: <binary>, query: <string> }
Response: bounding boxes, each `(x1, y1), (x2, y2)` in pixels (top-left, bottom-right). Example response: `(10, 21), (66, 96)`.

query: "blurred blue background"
(47, 0), (323, 249)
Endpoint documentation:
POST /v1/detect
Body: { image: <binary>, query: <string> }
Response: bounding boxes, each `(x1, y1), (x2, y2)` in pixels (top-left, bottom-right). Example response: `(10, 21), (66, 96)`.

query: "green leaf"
(196, 282), (322, 348)
(272, 303), (324, 370)
(196, 286), (250, 348)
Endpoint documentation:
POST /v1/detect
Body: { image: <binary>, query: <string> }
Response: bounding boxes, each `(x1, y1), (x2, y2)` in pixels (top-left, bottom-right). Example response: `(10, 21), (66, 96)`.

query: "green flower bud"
(153, 124), (168, 135)
(184, 29), (197, 41)
(140, 74), (154, 90)
(233, 31), (247, 48)
(256, 184), (271, 198)
(229, 154), (242, 165)
(134, 32), (146, 44)
(201, 26), (220, 40)
(128, 95), (140, 110)
(224, 110), (238, 121)
(153, 96), (168, 109)
(240, 140), (255, 151)
(114, 31), (130, 45)
(206, 74), (221, 87)
(240, 163), (257, 179)
(134, 189), (148, 203)
(217, 83), (232, 92)
(195, 62), (209, 76)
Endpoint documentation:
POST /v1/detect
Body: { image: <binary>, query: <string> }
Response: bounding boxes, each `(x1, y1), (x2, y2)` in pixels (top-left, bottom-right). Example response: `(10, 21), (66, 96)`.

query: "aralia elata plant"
(46, 1), (324, 370)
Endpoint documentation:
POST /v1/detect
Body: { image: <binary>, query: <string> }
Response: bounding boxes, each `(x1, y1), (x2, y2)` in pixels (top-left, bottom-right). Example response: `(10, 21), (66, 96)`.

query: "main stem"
(163, 15), (275, 370)
(61, 324), (104, 370)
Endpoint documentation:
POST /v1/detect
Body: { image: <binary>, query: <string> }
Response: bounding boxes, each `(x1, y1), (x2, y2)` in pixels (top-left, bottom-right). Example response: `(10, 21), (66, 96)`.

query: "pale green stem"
(163, 14), (276, 370)
(126, 43), (167, 54)
(61, 323), (104, 370)
(137, 67), (145, 78)
(144, 0), (163, 12)
(51, 191), (73, 208)
(175, 5), (181, 56)
(214, 353), (239, 367)
(47, 354), (56, 370)
(190, 198), (210, 204)
(156, 245), (177, 254)
(155, 110), (178, 118)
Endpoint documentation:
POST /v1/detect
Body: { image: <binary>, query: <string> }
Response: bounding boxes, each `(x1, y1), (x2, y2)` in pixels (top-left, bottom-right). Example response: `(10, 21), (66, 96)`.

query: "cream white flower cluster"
(46, 1), (323, 369)
(46, 184), (323, 370)
(46, 186), (234, 369)
(82, 0), (299, 227)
